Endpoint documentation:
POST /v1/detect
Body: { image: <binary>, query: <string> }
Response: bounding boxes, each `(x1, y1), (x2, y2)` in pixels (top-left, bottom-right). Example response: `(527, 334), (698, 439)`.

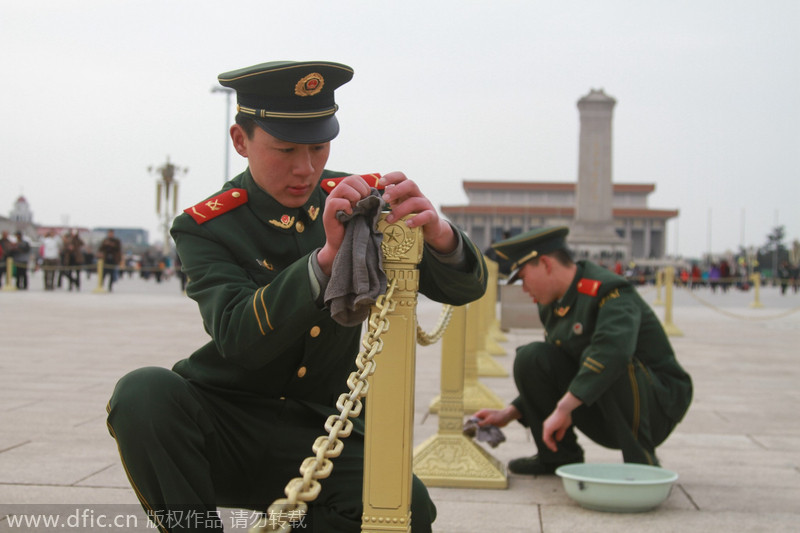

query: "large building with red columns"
(441, 180), (677, 260)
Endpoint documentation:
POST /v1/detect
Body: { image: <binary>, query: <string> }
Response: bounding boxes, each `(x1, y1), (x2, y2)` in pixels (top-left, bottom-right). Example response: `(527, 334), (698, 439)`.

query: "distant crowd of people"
(0, 230), (31, 290)
(484, 236), (799, 296)
(5, 227), (798, 298)
(0, 229), (186, 292)
(603, 258), (799, 295)
(672, 260), (799, 295)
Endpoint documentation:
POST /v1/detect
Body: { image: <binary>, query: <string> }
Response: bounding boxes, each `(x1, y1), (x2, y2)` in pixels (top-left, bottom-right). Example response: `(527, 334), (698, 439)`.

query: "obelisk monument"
(568, 89), (628, 256)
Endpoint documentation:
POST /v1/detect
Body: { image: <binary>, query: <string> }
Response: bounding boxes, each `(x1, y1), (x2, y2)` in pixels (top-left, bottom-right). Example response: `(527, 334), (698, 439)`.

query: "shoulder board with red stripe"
(184, 188), (248, 224)
(577, 278), (602, 297)
(320, 173), (383, 194)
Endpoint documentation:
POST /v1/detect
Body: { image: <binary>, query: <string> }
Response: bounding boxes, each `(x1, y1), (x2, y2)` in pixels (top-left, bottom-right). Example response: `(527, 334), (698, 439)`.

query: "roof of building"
(462, 181), (656, 194)
(440, 204), (678, 220)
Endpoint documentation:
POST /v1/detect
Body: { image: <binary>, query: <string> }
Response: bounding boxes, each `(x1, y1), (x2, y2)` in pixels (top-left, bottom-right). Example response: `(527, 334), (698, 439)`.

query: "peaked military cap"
(491, 226), (570, 283)
(218, 60), (354, 144)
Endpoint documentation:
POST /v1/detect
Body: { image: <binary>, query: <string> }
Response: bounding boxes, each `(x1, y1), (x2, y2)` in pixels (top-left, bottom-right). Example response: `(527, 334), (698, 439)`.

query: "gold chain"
(416, 304), (454, 346)
(249, 279), (398, 533)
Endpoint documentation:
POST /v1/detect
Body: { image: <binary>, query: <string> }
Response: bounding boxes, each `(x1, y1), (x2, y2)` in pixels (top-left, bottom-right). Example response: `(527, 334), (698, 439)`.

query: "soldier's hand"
(472, 405), (521, 428)
(317, 174), (373, 276)
(543, 391), (583, 452)
(542, 408), (572, 452)
(380, 172), (457, 254)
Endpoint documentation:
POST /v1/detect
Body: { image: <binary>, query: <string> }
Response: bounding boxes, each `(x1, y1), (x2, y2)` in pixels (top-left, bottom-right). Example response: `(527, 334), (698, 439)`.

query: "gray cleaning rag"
(324, 189), (387, 327)
(463, 416), (507, 448)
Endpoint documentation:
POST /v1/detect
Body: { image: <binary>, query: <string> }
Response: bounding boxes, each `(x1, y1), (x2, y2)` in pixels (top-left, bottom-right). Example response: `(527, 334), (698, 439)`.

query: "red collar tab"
(184, 188), (248, 224)
(577, 278), (602, 297)
(320, 173), (383, 194)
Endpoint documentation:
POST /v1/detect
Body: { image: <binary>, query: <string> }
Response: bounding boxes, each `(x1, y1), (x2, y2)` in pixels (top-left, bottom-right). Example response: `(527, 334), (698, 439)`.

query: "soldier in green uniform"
(106, 61), (487, 532)
(473, 226), (691, 475)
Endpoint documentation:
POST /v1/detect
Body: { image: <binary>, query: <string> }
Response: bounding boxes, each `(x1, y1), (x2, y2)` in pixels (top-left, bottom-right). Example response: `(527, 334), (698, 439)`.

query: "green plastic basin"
(555, 463), (678, 513)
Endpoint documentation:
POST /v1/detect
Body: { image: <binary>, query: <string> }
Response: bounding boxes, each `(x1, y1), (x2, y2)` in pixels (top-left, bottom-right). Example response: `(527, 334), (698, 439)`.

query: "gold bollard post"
(473, 257), (508, 376)
(93, 259), (107, 293)
(413, 305), (507, 489)
(483, 259), (508, 354)
(361, 214), (422, 533)
(653, 268), (664, 306)
(661, 266), (683, 337)
(429, 301), (505, 414)
(475, 296), (509, 377)
(3, 257), (17, 292)
(749, 273), (764, 308)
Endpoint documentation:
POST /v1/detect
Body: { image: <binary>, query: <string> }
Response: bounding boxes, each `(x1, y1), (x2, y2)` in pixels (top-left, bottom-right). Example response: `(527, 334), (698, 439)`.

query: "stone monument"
(568, 89), (629, 258)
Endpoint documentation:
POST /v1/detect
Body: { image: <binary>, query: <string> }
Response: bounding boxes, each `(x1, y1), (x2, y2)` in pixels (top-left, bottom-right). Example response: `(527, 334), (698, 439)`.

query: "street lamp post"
(211, 86), (235, 183)
(149, 156), (188, 257)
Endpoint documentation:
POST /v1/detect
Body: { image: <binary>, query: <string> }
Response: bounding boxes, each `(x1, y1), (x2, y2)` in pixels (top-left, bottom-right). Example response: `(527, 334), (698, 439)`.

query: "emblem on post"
(379, 222), (417, 262)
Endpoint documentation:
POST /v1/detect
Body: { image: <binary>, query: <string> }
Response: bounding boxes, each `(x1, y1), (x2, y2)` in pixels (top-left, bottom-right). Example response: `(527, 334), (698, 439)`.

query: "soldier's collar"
(553, 262), (586, 311)
(242, 169), (323, 227)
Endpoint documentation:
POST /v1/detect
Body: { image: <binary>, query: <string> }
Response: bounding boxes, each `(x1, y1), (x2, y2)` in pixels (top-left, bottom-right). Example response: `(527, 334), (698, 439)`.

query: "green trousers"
(513, 342), (677, 466)
(107, 367), (436, 532)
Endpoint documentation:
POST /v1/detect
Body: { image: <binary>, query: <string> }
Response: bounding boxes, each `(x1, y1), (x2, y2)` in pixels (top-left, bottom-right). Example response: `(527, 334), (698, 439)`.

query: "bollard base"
(477, 351), (508, 377)
(662, 322), (683, 337)
(429, 382), (505, 414)
(486, 320), (507, 355)
(486, 338), (507, 356)
(490, 319), (508, 343)
(413, 433), (507, 489)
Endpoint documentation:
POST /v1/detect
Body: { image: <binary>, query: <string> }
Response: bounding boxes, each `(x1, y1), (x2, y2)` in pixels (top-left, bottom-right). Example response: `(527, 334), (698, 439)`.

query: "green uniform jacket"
(170, 168), (487, 408)
(538, 261), (692, 423)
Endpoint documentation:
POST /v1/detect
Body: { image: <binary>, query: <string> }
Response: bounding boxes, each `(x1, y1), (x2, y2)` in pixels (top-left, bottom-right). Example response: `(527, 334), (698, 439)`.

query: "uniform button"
(232, 191), (241, 198)
(297, 366), (307, 378)
(295, 221), (305, 233)
(310, 326), (321, 338)
(555, 339), (562, 346)
(326, 180), (337, 189)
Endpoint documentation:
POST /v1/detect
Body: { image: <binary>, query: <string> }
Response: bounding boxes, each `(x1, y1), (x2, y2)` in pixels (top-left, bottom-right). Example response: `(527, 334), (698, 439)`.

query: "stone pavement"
(1, 271), (799, 532)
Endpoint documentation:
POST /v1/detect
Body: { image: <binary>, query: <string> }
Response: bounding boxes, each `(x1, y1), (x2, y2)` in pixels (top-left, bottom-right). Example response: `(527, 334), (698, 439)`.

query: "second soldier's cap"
(218, 60), (354, 144)
(491, 226), (570, 283)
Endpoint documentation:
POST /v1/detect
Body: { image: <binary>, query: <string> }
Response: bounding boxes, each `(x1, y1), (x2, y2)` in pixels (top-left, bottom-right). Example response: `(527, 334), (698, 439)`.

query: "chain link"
(416, 304), (454, 346)
(249, 279), (397, 533)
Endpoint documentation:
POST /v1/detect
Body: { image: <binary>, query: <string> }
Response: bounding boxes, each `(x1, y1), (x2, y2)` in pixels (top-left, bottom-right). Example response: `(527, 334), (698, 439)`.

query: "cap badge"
(269, 215), (296, 229)
(295, 73), (324, 97)
(308, 205), (320, 221)
(555, 306), (570, 317)
(573, 322), (583, 335)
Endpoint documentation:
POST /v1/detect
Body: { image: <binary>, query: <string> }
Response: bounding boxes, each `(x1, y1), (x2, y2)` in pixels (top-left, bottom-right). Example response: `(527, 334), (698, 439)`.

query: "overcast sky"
(1, 0), (798, 258)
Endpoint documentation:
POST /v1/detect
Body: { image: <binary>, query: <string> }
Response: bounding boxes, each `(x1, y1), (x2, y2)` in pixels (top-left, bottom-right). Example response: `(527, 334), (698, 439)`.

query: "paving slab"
(1, 271), (799, 532)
